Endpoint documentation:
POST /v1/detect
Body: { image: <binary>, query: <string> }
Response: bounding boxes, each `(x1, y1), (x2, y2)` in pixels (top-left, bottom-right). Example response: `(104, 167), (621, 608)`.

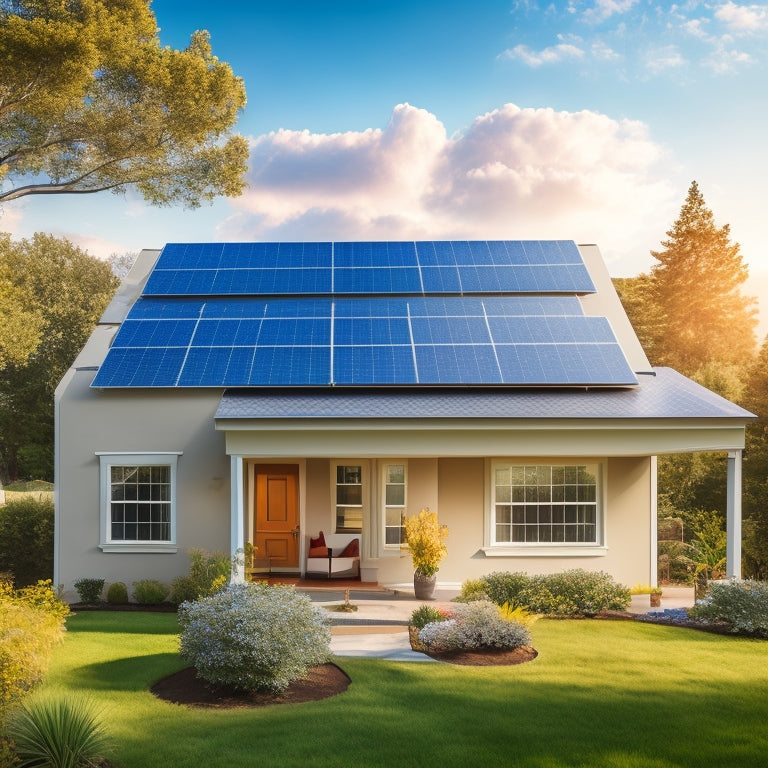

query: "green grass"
(36, 612), (768, 768)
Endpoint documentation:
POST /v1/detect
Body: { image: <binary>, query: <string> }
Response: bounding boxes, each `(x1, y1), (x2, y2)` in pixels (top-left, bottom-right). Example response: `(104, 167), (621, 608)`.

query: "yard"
(36, 611), (768, 768)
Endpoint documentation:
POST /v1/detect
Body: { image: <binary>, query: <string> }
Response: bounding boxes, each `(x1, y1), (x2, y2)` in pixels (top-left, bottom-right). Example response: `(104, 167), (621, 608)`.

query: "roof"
(215, 367), (755, 423)
(91, 240), (640, 389)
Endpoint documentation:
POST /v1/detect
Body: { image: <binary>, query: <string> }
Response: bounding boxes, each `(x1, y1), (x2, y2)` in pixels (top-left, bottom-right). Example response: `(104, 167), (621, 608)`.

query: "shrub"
(7, 696), (107, 768)
(403, 509), (449, 577)
(132, 580), (169, 605)
(498, 602), (539, 627)
(0, 496), (54, 587)
(106, 582), (128, 605)
(178, 582), (331, 694)
(170, 549), (230, 604)
(73, 578), (105, 604)
(476, 569), (630, 616)
(410, 604), (448, 629)
(690, 579), (768, 636)
(454, 578), (489, 603)
(0, 581), (68, 726)
(418, 600), (532, 652)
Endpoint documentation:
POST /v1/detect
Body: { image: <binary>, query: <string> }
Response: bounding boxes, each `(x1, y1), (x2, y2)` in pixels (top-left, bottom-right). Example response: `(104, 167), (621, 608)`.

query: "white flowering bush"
(417, 600), (531, 652)
(178, 582), (331, 693)
(690, 579), (768, 637)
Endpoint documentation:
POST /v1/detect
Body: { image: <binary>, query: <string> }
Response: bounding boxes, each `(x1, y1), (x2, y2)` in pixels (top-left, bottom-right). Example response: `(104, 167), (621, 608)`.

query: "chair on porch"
(305, 532), (360, 579)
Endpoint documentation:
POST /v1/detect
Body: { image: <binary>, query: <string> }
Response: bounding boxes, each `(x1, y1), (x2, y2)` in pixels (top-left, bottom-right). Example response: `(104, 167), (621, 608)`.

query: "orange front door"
(254, 465), (299, 571)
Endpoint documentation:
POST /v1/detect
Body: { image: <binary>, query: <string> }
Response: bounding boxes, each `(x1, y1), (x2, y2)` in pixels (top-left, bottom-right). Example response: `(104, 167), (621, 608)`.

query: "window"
(492, 464), (599, 545)
(335, 464), (363, 532)
(97, 453), (180, 552)
(382, 462), (407, 546)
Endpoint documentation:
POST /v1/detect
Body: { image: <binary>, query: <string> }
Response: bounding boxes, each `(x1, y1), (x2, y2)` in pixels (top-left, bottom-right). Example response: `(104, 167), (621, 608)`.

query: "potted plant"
(650, 586), (663, 608)
(403, 509), (449, 600)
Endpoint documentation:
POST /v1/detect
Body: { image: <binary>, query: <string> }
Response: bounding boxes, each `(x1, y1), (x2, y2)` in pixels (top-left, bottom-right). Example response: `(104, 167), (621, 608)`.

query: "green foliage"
(0, 233), (119, 483)
(7, 696), (107, 768)
(409, 604), (448, 629)
(0, 0), (248, 207)
(178, 582), (331, 694)
(131, 580), (169, 605)
(690, 580), (768, 636)
(497, 602), (539, 627)
(0, 496), (54, 587)
(454, 578), (489, 603)
(417, 600), (532, 652)
(649, 181), (757, 375)
(0, 580), (68, 726)
(72, 579), (104, 605)
(106, 582), (128, 605)
(170, 549), (230, 604)
(477, 569), (630, 616)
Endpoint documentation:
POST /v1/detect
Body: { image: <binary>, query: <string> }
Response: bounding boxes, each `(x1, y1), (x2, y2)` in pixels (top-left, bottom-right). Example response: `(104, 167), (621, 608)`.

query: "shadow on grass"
(58, 652), (186, 693)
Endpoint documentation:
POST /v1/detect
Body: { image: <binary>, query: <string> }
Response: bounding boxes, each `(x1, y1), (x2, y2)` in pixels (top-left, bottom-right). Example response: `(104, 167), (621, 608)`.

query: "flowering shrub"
(403, 509), (448, 577)
(0, 580), (68, 725)
(417, 600), (531, 652)
(474, 569), (630, 616)
(690, 579), (768, 636)
(178, 582), (331, 694)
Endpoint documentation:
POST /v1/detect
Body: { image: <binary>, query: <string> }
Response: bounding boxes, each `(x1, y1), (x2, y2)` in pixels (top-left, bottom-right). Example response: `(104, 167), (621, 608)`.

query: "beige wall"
(56, 368), (229, 601)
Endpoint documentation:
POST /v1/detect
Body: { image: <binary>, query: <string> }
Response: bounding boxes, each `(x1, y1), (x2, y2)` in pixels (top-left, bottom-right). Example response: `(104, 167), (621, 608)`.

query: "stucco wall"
(56, 369), (229, 601)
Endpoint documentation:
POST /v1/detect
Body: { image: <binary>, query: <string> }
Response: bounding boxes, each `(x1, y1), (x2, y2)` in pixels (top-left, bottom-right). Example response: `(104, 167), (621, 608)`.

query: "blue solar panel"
(91, 240), (637, 388)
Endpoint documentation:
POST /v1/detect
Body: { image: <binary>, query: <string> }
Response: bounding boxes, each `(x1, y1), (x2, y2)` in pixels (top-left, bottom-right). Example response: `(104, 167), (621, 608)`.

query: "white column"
(230, 455), (245, 584)
(726, 450), (743, 580)
(650, 456), (658, 586)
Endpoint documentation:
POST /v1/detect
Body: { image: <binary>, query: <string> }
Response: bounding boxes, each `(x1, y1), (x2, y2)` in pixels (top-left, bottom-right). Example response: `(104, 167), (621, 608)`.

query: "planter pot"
(650, 592), (662, 608)
(413, 571), (437, 600)
(408, 625), (427, 652)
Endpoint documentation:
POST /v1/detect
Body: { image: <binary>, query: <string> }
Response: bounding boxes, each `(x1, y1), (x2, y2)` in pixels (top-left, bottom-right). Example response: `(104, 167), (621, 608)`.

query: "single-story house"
(54, 240), (755, 599)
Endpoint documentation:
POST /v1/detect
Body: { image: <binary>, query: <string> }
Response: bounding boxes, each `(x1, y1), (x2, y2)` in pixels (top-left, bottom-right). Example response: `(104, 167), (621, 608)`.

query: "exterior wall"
(56, 367), (229, 601)
(297, 454), (652, 589)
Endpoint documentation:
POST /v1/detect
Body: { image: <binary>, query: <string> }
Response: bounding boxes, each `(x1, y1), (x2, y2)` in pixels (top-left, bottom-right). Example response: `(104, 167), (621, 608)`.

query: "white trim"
(330, 460), (368, 533)
(230, 456), (245, 583)
(650, 456), (658, 585)
(381, 460), (408, 550)
(726, 450), (743, 580)
(481, 546), (608, 557)
(97, 453), (180, 552)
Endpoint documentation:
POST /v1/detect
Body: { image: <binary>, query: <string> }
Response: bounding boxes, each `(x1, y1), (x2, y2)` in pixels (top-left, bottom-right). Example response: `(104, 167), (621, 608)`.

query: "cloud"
(500, 42), (585, 67)
(583, 0), (641, 23)
(645, 45), (687, 73)
(224, 102), (676, 270)
(715, 2), (768, 33)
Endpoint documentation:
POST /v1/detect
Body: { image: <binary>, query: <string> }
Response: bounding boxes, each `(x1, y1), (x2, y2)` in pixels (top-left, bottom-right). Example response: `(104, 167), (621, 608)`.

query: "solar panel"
(91, 293), (638, 388)
(142, 240), (595, 297)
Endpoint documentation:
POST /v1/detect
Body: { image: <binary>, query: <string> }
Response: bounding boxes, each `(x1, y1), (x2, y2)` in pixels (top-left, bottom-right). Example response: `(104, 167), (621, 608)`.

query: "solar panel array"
(92, 241), (638, 388)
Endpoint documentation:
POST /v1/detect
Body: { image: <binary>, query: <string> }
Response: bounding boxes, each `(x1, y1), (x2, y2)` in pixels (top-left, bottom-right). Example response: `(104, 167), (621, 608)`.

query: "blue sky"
(4, 0), (767, 329)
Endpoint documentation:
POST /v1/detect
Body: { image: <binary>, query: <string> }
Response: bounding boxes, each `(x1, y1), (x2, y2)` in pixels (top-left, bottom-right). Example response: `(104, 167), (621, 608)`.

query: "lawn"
(39, 612), (768, 768)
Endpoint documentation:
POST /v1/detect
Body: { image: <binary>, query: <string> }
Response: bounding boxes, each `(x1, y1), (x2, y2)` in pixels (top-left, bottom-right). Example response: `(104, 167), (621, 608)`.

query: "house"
(54, 241), (755, 599)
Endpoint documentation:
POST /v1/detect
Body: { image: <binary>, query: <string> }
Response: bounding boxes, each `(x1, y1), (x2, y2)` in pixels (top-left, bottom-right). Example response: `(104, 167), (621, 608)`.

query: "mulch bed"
(151, 664), (351, 708)
(422, 645), (538, 666)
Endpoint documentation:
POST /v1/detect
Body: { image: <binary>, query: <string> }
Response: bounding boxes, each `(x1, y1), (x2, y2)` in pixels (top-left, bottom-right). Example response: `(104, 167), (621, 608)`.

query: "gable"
(91, 240), (638, 389)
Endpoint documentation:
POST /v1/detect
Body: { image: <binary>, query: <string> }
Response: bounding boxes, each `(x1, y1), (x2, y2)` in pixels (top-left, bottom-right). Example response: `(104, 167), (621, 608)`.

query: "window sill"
(482, 546), (607, 558)
(99, 543), (178, 553)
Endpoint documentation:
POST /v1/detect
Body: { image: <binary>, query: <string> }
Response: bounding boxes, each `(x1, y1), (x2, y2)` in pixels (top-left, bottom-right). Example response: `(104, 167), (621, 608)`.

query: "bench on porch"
(305, 532), (360, 579)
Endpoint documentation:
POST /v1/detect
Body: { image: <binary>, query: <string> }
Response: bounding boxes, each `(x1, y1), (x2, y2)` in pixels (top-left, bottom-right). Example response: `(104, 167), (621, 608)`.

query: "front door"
(254, 465), (300, 571)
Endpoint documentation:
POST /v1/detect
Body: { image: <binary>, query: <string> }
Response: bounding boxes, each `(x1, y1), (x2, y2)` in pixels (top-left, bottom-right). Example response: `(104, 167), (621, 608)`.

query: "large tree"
(0, 0), (248, 206)
(0, 233), (119, 481)
(649, 181), (757, 376)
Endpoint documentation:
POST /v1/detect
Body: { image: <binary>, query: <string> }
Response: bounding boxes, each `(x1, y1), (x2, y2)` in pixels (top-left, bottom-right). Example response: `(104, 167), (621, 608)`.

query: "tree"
(0, 268), (42, 367)
(649, 181), (757, 376)
(0, 0), (248, 207)
(0, 233), (119, 481)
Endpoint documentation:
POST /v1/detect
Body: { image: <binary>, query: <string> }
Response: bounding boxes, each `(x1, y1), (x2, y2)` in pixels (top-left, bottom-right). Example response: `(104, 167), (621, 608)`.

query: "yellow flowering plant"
(403, 509), (449, 578)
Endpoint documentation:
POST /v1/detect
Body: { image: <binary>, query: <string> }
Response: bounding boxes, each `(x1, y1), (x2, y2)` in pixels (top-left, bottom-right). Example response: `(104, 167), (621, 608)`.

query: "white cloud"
(583, 0), (640, 23)
(645, 45), (687, 73)
(715, 2), (768, 33)
(224, 103), (676, 270)
(501, 42), (585, 66)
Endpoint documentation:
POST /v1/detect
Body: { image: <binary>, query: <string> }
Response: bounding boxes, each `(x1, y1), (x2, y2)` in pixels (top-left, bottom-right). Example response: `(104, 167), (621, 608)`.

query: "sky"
(3, 0), (768, 332)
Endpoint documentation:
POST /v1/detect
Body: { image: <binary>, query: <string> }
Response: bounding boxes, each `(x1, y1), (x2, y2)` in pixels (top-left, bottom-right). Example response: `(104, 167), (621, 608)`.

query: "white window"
(333, 463), (364, 532)
(97, 453), (180, 552)
(492, 463), (600, 546)
(382, 462), (407, 547)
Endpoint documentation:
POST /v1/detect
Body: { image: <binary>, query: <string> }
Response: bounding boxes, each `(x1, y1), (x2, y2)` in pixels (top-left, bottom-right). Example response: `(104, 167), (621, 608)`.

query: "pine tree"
(650, 181), (757, 376)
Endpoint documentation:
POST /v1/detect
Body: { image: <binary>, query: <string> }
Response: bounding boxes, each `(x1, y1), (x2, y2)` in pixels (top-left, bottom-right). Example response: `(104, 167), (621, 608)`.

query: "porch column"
(230, 455), (245, 584)
(726, 450), (743, 580)
(650, 456), (658, 586)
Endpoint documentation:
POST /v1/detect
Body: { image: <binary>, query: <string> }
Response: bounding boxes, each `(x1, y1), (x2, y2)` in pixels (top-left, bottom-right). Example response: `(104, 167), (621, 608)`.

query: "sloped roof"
(215, 368), (755, 422)
(91, 240), (639, 389)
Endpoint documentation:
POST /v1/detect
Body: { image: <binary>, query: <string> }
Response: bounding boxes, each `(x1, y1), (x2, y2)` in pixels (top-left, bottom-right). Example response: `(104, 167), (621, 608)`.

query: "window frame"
(97, 452), (181, 553)
(330, 460), (367, 534)
(381, 460), (407, 549)
(485, 459), (607, 557)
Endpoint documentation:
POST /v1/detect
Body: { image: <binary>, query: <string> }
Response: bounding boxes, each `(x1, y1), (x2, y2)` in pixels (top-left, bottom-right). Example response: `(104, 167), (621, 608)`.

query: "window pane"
(386, 485), (405, 506)
(495, 485), (511, 503)
(109, 464), (172, 543)
(337, 485), (362, 505)
(387, 465), (405, 483)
